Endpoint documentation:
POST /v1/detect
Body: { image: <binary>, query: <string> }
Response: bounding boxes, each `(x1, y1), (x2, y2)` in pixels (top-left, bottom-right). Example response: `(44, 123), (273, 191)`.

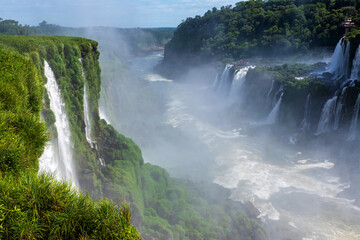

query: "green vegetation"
(243, 63), (332, 128)
(0, 18), (174, 56)
(0, 49), (46, 173)
(0, 35), (105, 195)
(0, 42), (141, 238)
(163, 0), (360, 68)
(99, 121), (265, 240)
(0, 172), (140, 239)
(0, 32), (263, 239)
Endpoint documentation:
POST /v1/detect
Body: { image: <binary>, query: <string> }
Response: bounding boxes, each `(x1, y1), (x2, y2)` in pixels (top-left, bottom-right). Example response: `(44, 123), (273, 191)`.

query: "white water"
(300, 93), (311, 130)
(265, 80), (275, 110)
(39, 61), (79, 187)
(350, 46), (360, 80)
(109, 51), (360, 240)
(344, 41), (351, 80)
(348, 94), (360, 141)
(334, 87), (347, 130)
(229, 66), (255, 102)
(216, 64), (233, 95)
(271, 85), (283, 109)
(316, 96), (338, 135)
(80, 58), (94, 148)
(265, 92), (284, 124)
(327, 39), (350, 81)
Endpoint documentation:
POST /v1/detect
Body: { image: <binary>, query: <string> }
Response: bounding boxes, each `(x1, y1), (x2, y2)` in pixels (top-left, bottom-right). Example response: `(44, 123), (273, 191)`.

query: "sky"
(0, 0), (240, 28)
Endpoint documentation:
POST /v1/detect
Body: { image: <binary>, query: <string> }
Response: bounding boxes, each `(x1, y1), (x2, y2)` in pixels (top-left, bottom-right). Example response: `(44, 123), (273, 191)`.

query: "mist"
(4, 0), (360, 238)
(83, 26), (360, 239)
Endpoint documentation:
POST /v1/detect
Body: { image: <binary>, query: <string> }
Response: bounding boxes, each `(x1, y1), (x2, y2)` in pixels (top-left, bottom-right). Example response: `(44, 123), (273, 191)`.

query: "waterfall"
(265, 92), (284, 124)
(216, 64), (233, 95)
(39, 61), (79, 187)
(333, 87), (347, 130)
(348, 94), (360, 141)
(271, 85), (283, 109)
(327, 39), (350, 81)
(265, 80), (275, 110)
(212, 74), (219, 89)
(350, 46), (360, 80)
(80, 58), (94, 148)
(300, 93), (311, 131)
(229, 66), (255, 102)
(344, 41), (351, 80)
(315, 96), (338, 135)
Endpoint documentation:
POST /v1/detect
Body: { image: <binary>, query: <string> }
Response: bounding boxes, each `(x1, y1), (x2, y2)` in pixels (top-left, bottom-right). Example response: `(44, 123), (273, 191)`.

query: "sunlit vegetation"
(163, 0), (360, 67)
(0, 26), (263, 239)
(0, 172), (140, 239)
(0, 49), (46, 173)
(0, 37), (141, 239)
(243, 63), (332, 127)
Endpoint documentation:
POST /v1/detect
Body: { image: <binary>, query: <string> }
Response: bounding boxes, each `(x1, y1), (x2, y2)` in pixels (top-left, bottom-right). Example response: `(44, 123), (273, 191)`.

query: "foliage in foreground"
(0, 34), (263, 239)
(0, 172), (140, 239)
(0, 40), (141, 239)
(0, 49), (47, 173)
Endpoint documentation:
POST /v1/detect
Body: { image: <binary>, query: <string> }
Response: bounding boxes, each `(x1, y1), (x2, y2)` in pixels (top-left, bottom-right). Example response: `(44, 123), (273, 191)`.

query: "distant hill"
(162, 0), (360, 70)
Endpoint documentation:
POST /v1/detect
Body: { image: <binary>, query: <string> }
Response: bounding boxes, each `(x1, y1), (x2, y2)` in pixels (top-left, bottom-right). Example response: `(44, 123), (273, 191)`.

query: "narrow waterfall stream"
(80, 58), (94, 148)
(348, 94), (360, 141)
(39, 61), (79, 187)
(265, 92), (284, 125)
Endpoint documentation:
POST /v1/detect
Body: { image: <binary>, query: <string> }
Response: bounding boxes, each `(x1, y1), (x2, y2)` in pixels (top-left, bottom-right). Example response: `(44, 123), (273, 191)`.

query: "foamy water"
(127, 51), (360, 240)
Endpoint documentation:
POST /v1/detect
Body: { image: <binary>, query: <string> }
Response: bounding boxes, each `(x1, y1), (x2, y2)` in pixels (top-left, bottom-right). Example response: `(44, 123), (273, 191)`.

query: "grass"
(0, 171), (141, 240)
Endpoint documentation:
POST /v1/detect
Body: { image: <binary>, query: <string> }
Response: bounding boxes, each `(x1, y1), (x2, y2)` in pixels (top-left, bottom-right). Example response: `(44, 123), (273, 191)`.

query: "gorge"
(2, 0), (360, 239)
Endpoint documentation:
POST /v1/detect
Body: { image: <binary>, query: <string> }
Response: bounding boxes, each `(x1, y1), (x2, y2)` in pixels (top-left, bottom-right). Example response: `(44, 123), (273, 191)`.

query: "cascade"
(216, 64), (233, 95)
(229, 66), (255, 102)
(327, 39), (350, 81)
(271, 85), (283, 109)
(315, 96), (338, 135)
(265, 80), (275, 110)
(348, 94), (360, 141)
(39, 61), (79, 187)
(80, 58), (94, 148)
(265, 92), (284, 124)
(334, 87), (347, 130)
(344, 41), (351, 80)
(212, 74), (219, 89)
(300, 93), (311, 130)
(350, 45), (360, 80)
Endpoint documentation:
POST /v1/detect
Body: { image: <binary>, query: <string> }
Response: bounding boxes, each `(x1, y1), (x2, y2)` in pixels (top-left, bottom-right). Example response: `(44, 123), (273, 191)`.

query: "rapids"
(101, 51), (360, 240)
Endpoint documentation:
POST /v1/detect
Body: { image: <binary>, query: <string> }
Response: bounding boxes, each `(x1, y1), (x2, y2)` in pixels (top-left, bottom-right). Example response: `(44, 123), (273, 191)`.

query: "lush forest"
(0, 40), (141, 239)
(163, 0), (360, 68)
(0, 21), (266, 239)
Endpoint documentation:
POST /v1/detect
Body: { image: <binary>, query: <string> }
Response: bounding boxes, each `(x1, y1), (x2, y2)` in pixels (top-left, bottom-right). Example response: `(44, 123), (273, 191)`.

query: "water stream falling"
(80, 58), (94, 148)
(316, 96), (338, 135)
(265, 92), (284, 124)
(348, 94), (360, 141)
(300, 93), (311, 131)
(266, 80), (275, 110)
(327, 39), (350, 81)
(344, 42), (351, 80)
(350, 46), (360, 80)
(39, 61), (79, 187)
(229, 66), (255, 102)
(216, 64), (233, 95)
(334, 87), (347, 130)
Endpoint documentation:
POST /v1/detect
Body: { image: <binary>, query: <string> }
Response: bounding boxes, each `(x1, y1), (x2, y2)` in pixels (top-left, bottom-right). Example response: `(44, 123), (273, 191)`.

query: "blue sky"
(0, 0), (240, 28)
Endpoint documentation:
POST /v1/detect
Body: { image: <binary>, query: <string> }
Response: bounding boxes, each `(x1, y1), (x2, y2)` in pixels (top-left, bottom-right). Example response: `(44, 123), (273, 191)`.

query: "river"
(101, 50), (360, 240)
